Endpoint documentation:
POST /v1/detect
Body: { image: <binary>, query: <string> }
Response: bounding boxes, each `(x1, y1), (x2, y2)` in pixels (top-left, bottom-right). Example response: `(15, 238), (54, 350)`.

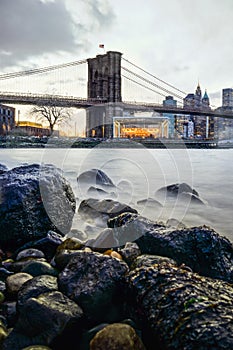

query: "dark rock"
(17, 275), (58, 313)
(54, 249), (82, 271)
(65, 228), (88, 241)
(118, 242), (141, 267)
(0, 164), (76, 250)
(109, 214), (233, 283)
(22, 346), (52, 350)
(0, 164), (8, 174)
(21, 261), (58, 277)
(166, 218), (186, 229)
(156, 182), (199, 197)
(87, 186), (116, 199)
(0, 281), (6, 294)
(78, 198), (137, 225)
(79, 323), (109, 350)
(14, 231), (64, 261)
(85, 228), (119, 250)
(0, 268), (14, 281)
(2, 258), (47, 274)
(16, 249), (45, 261)
(6, 273), (33, 297)
(131, 254), (177, 270)
(77, 168), (115, 187)
(89, 323), (146, 350)
(137, 197), (162, 207)
(3, 291), (83, 350)
(58, 251), (129, 324)
(127, 262), (233, 350)
(1, 301), (18, 328)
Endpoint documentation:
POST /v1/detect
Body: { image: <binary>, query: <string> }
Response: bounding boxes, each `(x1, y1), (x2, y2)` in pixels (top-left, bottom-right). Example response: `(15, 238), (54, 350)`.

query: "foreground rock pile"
(0, 164), (233, 349)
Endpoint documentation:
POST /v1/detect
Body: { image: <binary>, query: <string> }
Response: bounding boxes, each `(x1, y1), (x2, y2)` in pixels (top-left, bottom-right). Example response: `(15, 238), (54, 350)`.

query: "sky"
(0, 0), (233, 125)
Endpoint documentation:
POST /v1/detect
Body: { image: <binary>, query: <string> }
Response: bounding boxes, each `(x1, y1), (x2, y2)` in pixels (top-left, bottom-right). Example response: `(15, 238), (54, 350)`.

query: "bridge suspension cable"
(122, 66), (184, 102)
(0, 59), (87, 80)
(122, 74), (167, 99)
(122, 57), (187, 96)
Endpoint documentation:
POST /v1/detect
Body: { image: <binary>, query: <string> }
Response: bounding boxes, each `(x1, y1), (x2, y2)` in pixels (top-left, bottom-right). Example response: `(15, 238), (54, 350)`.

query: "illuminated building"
(15, 121), (51, 136)
(163, 96), (177, 137)
(113, 116), (169, 139)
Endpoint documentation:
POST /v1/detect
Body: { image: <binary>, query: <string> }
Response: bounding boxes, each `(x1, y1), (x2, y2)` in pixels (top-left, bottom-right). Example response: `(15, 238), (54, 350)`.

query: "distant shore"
(0, 136), (229, 149)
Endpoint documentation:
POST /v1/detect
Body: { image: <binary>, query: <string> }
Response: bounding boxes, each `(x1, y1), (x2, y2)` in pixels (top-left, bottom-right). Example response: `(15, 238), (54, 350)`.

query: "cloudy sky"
(0, 0), (232, 108)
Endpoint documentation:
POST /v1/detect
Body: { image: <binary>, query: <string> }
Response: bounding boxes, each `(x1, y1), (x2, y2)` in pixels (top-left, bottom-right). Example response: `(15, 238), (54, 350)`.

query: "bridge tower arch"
(86, 51), (123, 138)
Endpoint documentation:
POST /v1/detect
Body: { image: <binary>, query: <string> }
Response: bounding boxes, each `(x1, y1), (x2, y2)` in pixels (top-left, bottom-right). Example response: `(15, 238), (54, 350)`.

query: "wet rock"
(3, 291), (83, 350)
(1, 301), (18, 328)
(54, 249), (82, 271)
(90, 323), (146, 350)
(131, 254), (177, 270)
(78, 198), (137, 225)
(2, 258), (47, 274)
(56, 237), (83, 252)
(85, 228), (119, 250)
(0, 268), (14, 282)
(137, 197), (162, 207)
(65, 228), (88, 241)
(87, 186), (116, 198)
(22, 346), (52, 350)
(109, 214), (233, 282)
(77, 168), (115, 187)
(127, 262), (233, 350)
(166, 218), (186, 229)
(79, 323), (109, 350)
(21, 261), (58, 277)
(14, 231), (64, 261)
(58, 251), (129, 324)
(6, 273), (33, 297)
(0, 320), (8, 347)
(15, 249), (45, 261)
(0, 164), (76, 250)
(0, 164), (8, 174)
(156, 182), (199, 197)
(118, 242), (141, 267)
(17, 275), (58, 313)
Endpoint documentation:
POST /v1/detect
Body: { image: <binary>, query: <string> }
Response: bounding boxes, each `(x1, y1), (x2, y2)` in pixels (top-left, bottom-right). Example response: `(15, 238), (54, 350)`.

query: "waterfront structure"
(113, 115), (169, 139)
(0, 104), (15, 135)
(162, 96), (177, 137)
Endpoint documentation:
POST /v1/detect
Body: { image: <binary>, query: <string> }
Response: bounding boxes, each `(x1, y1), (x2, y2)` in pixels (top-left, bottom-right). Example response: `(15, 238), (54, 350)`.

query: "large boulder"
(108, 214), (233, 283)
(90, 323), (146, 350)
(77, 169), (115, 187)
(126, 262), (233, 349)
(3, 291), (83, 350)
(58, 251), (129, 323)
(78, 199), (137, 226)
(0, 164), (76, 250)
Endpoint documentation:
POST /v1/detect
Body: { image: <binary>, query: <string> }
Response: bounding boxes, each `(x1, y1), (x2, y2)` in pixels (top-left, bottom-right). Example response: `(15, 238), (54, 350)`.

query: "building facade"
(183, 84), (214, 139)
(0, 104), (15, 135)
(222, 88), (233, 108)
(162, 96), (177, 138)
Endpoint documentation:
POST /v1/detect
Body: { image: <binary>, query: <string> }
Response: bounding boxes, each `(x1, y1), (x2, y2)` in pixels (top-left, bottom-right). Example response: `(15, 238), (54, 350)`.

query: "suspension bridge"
(0, 50), (232, 139)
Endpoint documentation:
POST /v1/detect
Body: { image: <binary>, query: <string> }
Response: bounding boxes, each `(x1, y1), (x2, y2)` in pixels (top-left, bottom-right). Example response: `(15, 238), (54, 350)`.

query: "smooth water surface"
(1, 146), (233, 241)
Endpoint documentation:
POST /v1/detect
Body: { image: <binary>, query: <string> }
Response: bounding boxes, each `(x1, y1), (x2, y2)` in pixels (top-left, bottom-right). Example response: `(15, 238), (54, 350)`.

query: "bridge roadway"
(0, 92), (233, 119)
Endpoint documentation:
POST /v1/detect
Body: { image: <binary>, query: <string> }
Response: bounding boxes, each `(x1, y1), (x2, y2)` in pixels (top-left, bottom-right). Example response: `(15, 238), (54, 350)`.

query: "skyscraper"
(222, 88), (233, 108)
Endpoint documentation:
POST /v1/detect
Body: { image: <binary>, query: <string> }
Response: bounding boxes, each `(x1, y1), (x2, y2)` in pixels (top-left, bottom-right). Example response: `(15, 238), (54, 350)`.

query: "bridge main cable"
(0, 59), (87, 80)
(122, 66), (184, 102)
(122, 57), (187, 96)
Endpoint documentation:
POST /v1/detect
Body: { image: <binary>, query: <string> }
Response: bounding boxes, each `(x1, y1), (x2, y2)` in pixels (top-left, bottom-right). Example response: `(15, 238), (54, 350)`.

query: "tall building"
(183, 83), (214, 139)
(222, 88), (233, 108)
(163, 96), (177, 138)
(0, 104), (15, 135)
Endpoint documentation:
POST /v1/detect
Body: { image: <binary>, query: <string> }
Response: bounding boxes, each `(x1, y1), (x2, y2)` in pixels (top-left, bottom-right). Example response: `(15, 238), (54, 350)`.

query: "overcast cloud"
(0, 0), (232, 106)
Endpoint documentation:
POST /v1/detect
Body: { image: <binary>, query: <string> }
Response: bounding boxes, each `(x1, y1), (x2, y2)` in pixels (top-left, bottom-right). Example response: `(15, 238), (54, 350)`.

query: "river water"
(1, 144), (233, 241)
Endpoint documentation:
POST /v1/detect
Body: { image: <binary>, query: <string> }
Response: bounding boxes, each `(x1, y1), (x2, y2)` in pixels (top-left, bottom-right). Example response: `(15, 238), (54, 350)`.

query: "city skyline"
(0, 0), (232, 108)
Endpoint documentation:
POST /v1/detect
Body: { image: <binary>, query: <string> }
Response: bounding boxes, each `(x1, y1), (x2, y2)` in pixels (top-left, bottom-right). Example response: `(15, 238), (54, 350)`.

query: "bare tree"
(31, 104), (71, 135)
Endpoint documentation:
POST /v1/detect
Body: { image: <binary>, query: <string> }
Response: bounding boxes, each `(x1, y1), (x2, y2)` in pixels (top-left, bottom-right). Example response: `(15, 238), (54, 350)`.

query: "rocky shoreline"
(0, 163), (233, 349)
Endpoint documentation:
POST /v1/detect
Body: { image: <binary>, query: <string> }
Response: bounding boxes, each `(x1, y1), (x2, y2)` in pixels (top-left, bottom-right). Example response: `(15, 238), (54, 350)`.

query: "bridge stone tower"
(86, 51), (123, 138)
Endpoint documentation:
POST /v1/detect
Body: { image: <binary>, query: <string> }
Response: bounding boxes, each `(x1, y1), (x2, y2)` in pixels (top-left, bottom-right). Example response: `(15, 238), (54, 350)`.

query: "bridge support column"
(86, 51), (122, 138)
